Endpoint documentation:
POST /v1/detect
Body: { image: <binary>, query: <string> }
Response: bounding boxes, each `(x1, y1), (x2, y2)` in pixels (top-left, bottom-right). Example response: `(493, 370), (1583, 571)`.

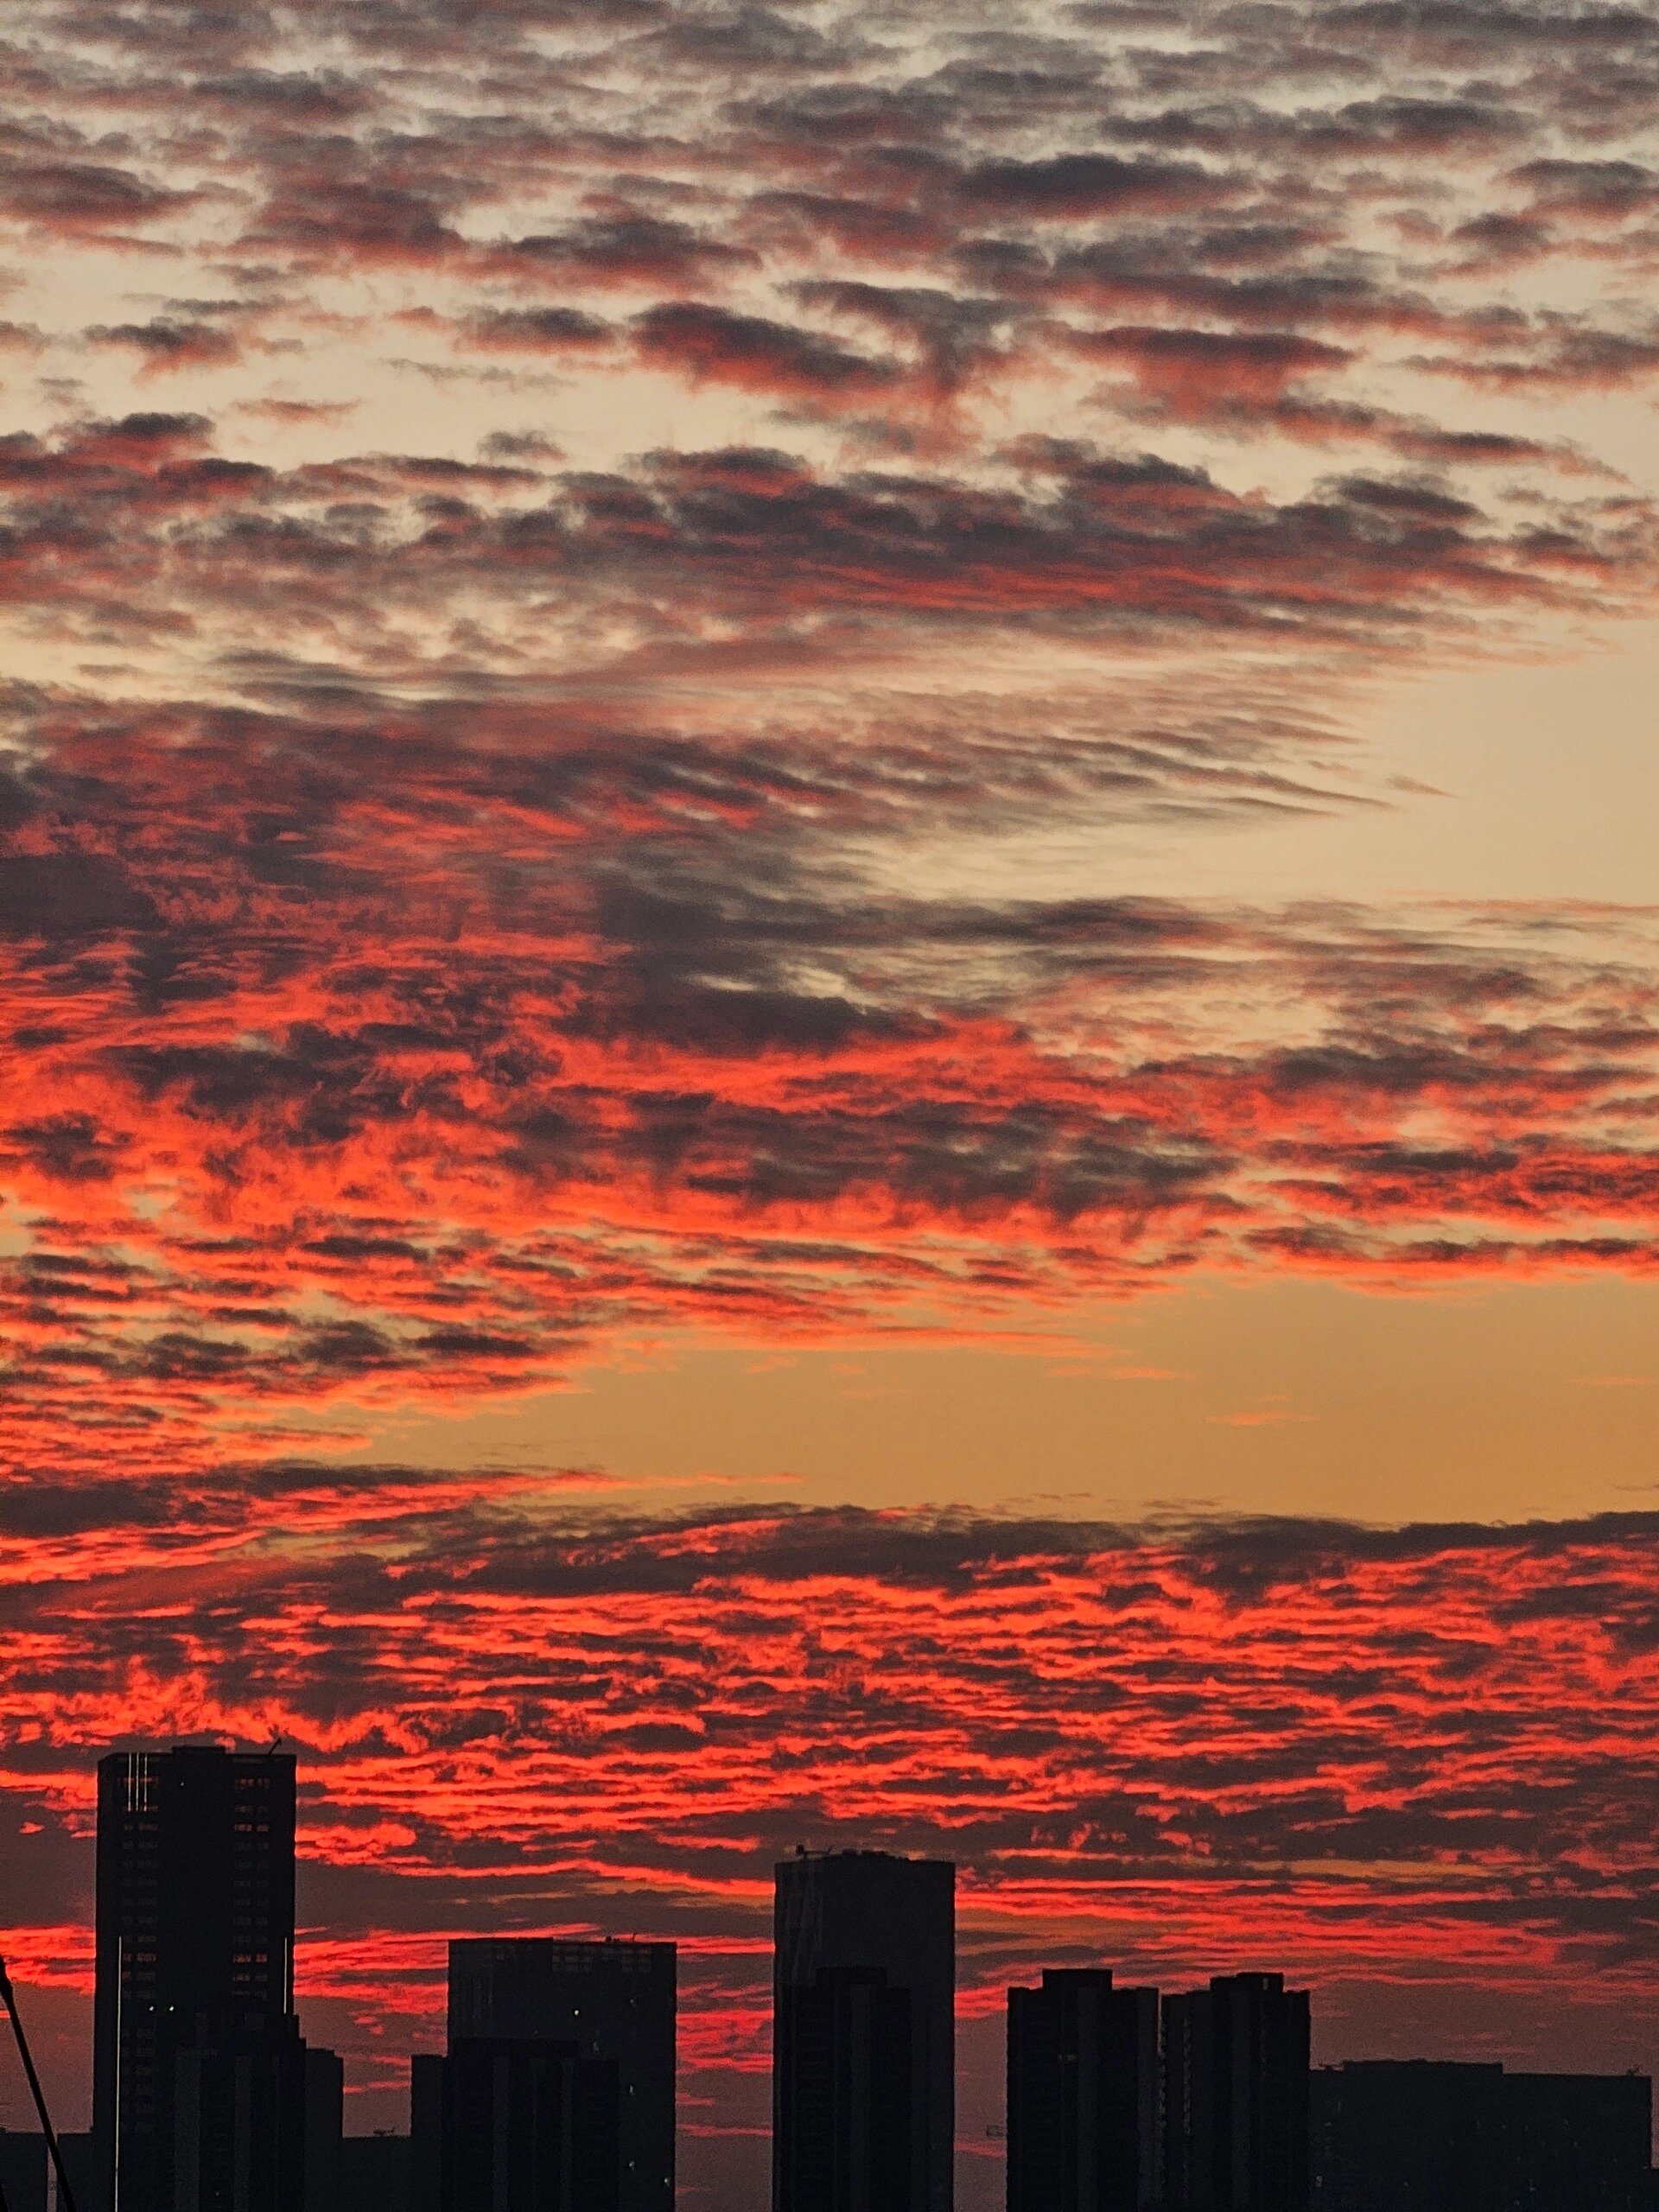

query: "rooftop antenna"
(0, 1955), (79, 2212)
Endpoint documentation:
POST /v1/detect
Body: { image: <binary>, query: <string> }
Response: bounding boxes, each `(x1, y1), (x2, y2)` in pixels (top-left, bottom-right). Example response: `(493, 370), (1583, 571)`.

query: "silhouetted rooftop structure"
(773, 1848), (956, 2212)
(442, 1938), (674, 2212)
(1007, 1968), (1161, 2212)
(1164, 1973), (1311, 2212)
(1311, 2059), (1654, 2212)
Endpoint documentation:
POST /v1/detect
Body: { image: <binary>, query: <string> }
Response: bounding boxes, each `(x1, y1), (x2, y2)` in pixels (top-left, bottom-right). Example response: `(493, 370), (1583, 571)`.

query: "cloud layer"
(1, 2), (1656, 1472)
(3, 3), (1659, 2183)
(4, 1498), (1658, 2171)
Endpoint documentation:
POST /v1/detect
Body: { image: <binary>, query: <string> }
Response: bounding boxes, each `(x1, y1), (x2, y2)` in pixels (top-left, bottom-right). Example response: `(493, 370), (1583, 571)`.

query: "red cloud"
(632, 302), (901, 402)
(3, 1503), (1657, 2146)
(1068, 324), (1354, 407)
(0, 652), (1656, 1479)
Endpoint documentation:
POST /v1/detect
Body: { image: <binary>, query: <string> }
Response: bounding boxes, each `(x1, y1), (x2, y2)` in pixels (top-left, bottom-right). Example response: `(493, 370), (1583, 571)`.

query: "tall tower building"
(413, 2038), (621, 2212)
(1162, 1973), (1310, 2212)
(172, 2018), (342, 2212)
(772, 1849), (956, 2212)
(1006, 1968), (1160, 2211)
(415, 1937), (676, 2212)
(92, 1745), (327, 2212)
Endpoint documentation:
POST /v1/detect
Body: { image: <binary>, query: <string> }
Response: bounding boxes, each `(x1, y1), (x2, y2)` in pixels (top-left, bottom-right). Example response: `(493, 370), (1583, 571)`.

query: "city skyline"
(1, 1747), (1656, 2212)
(3, 0), (1659, 2202)
(4, 1772), (1654, 2212)
(8, 1517), (1659, 2208)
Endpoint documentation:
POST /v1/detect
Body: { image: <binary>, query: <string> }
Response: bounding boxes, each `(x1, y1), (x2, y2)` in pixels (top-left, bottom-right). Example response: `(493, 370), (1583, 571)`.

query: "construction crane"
(0, 1955), (79, 2212)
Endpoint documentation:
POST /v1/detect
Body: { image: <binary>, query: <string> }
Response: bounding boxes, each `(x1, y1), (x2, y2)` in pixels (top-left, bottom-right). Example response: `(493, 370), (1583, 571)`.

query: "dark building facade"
(1163, 1974), (1311, 2212)
(92, 1745), (335, 2212)
(412, 2039), (620, 2212)
(775, 1967), (915, 2212)
(442, 1938), (674, 2212)
(62, 2133), (100, 2212)
(172, 2013), (340, 2212)
(1006, 1969), (1160, 2212)
(1311, 2059), (1654, 2212)
(339, 2133), (411, 2212)
(0, 2131), (99, 2212)
(0, 2128), (48, 2212)
(773, 1850), (956, 2212)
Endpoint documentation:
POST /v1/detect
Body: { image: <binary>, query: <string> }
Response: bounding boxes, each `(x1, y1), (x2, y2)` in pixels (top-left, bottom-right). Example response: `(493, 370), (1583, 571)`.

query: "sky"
(1, 0), (1657, 2201)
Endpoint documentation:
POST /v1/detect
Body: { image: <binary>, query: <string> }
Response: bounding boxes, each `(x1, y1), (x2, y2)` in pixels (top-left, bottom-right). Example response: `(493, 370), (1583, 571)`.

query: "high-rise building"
(1163, 1973), (1310, 2212)
(1006, 1969), (1160, 2211)
(92, 1745), (336, 2212)
(441, 1938), (675, 2212)
(412, 2038), (620, 2212)
(1504, 2072), (1654, 2212)
(1309, 2060), (1501, 2212)
(772, 1849), (956, 2212)
(173, 2013), (341, 2212)
(1310, 2059), (1654, 2212)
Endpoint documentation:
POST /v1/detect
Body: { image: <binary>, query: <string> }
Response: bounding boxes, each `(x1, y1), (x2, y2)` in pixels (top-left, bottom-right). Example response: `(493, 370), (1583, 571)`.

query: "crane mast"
(0, 1958), (79, 2212)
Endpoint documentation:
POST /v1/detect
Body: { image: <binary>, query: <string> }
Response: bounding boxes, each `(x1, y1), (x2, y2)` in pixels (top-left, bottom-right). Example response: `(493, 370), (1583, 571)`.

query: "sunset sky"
(2, 0), (1658, 2202)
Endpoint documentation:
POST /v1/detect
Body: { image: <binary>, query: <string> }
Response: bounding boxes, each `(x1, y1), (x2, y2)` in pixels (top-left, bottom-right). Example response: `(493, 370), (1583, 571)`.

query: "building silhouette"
(92, 1745), (337, 2212)
(773, 1849), (955, 2212)
(448, 1938), (674, 2211)
(775, 1966), (916, 2212)
(29, 1751), (1656, 2212)
(1310, 2059), (1654, 2212)
(0, 2129), (48, 2212)
(0, 2133), (105, 2212)
(412, 2038), (620, 2212)
(339, 2133), (412, 2212)
(1006, 1968), (1160, 2211)
(411, 1937), (675, 2212)
(1163, 1973), (1310, 2212)
(173, 2013), (341, 2212)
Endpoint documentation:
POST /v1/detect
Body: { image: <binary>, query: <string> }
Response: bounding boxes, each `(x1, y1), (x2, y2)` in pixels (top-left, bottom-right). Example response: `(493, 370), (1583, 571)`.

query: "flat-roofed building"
(773, 1849), (956, 2212)
(1163, 1973), (1310, 2212)
(92, 1745), (302, 2212)
(1310, 2058), (1653, 2212)
(421, 1937), (675, 2212)
(1006, 1968), (1160, 2211)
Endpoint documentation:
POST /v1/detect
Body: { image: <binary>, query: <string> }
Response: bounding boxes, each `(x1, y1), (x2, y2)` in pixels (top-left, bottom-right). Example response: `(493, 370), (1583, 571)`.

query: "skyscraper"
(1163, 1973), (1310, 2212)
(413, 2037), (621, 2212)
(92, 1745), (329, 2212)
(435, 1937), (675, 2212)
(1006, 1969), (1160, 2211)
(172, 2014), (342, 2212)
(773, 1849), (956, 2212)
(775, 1967), (916, 2212)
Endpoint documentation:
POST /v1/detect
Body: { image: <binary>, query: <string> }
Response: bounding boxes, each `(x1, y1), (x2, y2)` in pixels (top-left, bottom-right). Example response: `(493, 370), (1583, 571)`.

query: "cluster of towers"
(1009, 1967), (1309, 2212)
(774, 1855), (1313, 2212)
(1, 1744), (1654, 2212)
